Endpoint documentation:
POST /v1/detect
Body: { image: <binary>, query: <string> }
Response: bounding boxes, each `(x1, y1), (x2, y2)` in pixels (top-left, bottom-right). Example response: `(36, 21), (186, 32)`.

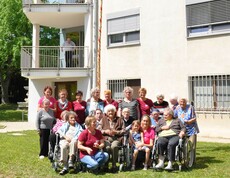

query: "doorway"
(55, 81), (77, 101)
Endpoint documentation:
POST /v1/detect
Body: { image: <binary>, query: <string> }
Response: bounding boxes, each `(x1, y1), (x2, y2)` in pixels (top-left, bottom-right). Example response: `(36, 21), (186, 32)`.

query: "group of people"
(35, 85), (199, 175)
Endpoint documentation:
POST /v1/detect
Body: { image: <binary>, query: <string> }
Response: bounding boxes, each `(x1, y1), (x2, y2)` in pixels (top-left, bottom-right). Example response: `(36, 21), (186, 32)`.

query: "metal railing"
(21, 46), (90, 69)
(22, 0), (87, 5)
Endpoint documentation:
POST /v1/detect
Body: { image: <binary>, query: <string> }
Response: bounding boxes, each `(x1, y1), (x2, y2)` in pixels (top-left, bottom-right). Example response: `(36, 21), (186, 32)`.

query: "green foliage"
(0, 104), (28, 121)
(40, 26), (60, 46)
(0, 131), (230, 178)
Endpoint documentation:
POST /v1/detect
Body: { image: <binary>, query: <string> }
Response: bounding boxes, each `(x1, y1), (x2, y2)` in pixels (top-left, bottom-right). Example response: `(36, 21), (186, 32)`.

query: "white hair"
(104, 104), (116, 114)
(156, 93), (164, 99)
(90, 87), (100, 96)
(169, 93), (178, 100)
(123, 86), (133, 94)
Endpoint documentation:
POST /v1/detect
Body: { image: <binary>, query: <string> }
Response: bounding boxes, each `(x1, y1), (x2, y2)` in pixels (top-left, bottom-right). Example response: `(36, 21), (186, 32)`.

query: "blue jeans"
(80, 151), (109, 170)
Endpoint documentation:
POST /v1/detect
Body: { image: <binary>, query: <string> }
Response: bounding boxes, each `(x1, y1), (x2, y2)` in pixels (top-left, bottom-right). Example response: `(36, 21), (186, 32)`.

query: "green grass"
(0, 130), (230, 178)
(0, 104), (28, 122)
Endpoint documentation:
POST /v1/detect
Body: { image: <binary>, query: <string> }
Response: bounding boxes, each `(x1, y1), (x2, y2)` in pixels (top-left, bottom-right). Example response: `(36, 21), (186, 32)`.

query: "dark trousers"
(65, 51), (73, 67)
(49, 133), (60, 153)
(39, 129), (50, 156)
(157, 135), (179, 161)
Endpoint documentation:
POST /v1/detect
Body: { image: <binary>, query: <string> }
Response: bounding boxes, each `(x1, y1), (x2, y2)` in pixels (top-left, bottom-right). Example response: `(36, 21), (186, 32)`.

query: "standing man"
(62, 37), (76, 67)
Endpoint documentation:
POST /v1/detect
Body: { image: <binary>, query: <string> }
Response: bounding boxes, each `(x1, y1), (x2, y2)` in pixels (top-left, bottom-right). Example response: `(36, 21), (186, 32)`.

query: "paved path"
(1, 122), (230, 143)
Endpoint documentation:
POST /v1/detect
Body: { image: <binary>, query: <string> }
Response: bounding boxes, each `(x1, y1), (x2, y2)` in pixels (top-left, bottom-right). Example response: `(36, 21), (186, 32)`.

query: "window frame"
(107, 9), (140, 48)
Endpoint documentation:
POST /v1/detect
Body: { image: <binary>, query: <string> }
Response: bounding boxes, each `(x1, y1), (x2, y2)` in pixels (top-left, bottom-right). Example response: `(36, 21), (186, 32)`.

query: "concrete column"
(32, 24), (40, 68)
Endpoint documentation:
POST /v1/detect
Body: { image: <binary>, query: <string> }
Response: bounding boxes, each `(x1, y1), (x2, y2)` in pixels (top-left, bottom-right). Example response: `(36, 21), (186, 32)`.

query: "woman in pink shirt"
(38, 86), (57, 112)
(139, 115), (155, 170)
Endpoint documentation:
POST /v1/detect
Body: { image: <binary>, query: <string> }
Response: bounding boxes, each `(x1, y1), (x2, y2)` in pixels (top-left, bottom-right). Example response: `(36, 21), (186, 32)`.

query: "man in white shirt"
(62, 37), (76, 67)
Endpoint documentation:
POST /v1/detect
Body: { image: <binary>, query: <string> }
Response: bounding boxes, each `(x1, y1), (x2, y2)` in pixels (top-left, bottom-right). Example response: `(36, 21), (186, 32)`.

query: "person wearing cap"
(150, 109), (161, 129)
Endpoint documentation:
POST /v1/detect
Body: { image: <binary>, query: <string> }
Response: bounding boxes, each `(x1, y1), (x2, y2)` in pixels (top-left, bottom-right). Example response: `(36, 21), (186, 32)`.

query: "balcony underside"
(23, 4), (90, 28)
(21, 67), (91, 79)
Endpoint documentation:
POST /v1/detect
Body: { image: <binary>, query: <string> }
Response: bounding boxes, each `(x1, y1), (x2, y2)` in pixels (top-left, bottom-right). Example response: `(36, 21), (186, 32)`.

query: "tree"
(0, 0), (32, 104)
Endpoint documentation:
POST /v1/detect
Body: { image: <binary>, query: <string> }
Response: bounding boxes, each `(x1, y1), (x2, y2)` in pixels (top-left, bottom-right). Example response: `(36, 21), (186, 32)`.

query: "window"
(107, 9), (140, 47)
(188, 75), (230, 111)
(186, 0), (230, 37)
(107, 79), (141, 100)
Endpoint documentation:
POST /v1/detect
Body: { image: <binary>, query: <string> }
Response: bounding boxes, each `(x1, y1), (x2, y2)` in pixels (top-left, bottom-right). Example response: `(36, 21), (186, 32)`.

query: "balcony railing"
(23, 0), (88, 5)
(21, 46), (90, 69)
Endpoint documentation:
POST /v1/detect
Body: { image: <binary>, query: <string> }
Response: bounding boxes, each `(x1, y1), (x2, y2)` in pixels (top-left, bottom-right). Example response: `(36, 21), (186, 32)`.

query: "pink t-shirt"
(143, 127), (155, 144)
(78, 129), (103, 159)
(38, 96), (56, 109)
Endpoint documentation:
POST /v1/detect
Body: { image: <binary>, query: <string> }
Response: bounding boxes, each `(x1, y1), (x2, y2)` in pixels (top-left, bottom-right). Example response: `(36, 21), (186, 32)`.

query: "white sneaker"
(155, 162), (164, 169)
(131, 165), (135, 171)
(165, 161), (173, 170)
(143, 165), (148, 170)
(39, 155), (45, 159)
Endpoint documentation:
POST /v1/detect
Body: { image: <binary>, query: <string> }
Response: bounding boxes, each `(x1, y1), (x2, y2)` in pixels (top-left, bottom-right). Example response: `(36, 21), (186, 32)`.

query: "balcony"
(22, 0), (91, 28)
(21, 46), (91, 79)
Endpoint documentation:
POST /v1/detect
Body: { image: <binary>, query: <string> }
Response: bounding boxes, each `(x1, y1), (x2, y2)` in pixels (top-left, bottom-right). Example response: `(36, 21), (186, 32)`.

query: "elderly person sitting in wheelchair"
(99, 104), (125, 172)
(174, 97), (199, 164)
(155, 108), (185, 170)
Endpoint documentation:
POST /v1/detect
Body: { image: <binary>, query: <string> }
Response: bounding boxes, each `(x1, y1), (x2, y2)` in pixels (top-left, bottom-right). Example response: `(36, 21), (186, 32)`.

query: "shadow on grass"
(192, 156), (224, 170)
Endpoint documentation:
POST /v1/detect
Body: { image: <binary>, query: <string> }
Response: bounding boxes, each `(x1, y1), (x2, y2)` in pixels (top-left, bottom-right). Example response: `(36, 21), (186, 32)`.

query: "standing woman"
(78, 116), (109, 171)
(137, 88), (154, 118)
(118, 86), (140, 120)
(36, 99), (56, 159)
(56, 89), (73, 120)
(72, 90), (87, 125)
(37, 86), (57, 112)
(86, 87), (104, 116)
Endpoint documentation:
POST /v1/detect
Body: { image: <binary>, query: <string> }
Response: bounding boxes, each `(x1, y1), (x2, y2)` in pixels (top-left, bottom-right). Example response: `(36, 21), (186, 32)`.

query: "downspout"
(92, 0), (99, 88)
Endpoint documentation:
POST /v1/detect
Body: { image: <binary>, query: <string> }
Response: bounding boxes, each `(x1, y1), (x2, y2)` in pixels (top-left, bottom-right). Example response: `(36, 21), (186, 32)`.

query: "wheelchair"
(152, 135), (195, 171)
(117, 133), (132, 171)
(48, 133), (81, 173)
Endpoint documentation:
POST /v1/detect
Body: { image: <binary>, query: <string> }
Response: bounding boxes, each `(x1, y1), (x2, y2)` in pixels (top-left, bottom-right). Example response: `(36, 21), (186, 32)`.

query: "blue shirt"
(174, 104), (199, 136)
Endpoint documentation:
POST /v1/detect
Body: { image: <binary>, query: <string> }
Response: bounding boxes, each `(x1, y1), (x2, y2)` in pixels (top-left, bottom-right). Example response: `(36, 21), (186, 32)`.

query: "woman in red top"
(78, 116), (109, 171)
(72, 90), (87, 125)
(137, 88), (154, 118)
(56, 89), (73, 120)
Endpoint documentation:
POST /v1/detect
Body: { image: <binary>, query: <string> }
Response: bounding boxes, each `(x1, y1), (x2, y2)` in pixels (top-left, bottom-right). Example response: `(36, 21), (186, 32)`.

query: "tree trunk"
(1, 79), (10, 104)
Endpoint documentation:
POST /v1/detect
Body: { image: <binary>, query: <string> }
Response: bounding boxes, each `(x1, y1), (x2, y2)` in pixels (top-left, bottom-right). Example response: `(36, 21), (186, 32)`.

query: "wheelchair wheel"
(183, 139), (194, 169)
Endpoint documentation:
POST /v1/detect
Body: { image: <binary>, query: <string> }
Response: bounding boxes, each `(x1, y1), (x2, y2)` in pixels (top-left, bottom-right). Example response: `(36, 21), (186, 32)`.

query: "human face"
(107, 109), (115, 119)
(125, 90), (132, 98)
(59, 91), (67, 101)
(163, 111), (172, 121)
(104, 94), (111, 100)
(141, 116), (150, 129)
(44, 89), (52, 98)
(122, 110), (130, 118)
(93, 90), (100, 99)
(76, 94), (82, 101)
(89, 119), (97, 129)
(43, 101), (50, 109)
(95, 110), (103, 120)
(151, 112), (159, 119)
(179, 99), (187, 109)
(157, 97), (164, 104)
(68, 114), (76, 126)
(133, 123), (140, 132)
(139, 91), (146, 98)
(170, 99), (177, 105)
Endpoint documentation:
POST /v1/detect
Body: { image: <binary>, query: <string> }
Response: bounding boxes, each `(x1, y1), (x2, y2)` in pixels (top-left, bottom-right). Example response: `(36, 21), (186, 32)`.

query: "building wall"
(28, 77), (91, 125)
(101, 0), (188, 100)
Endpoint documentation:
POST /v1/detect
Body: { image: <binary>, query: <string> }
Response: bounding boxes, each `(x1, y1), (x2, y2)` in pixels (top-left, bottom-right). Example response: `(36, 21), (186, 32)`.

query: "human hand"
(161, 125), (170, 130)
(65, 136), (71, 143)
(93, 140), (100, 148)
(86, 147), (93, 155)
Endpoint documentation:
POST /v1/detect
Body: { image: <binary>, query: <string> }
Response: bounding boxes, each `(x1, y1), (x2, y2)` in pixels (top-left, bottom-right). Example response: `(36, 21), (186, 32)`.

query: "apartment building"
(21, 0), (230, 139)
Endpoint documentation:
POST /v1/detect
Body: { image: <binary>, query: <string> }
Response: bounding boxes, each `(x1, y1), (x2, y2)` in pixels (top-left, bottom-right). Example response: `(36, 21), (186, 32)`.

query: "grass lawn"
(0, 104), (28, 122)
(0, 130), (230, 178)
